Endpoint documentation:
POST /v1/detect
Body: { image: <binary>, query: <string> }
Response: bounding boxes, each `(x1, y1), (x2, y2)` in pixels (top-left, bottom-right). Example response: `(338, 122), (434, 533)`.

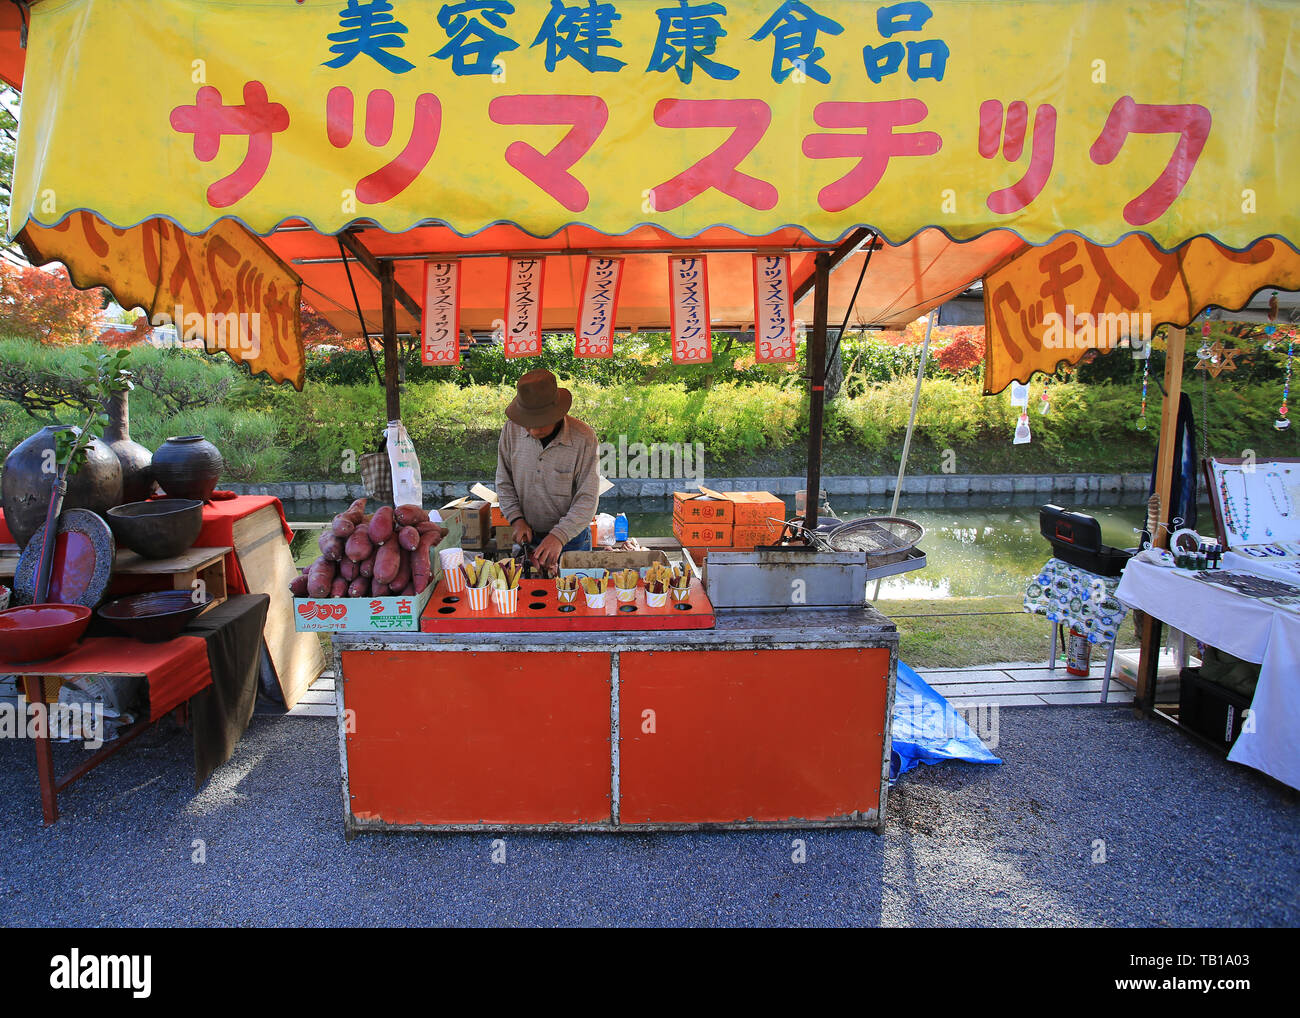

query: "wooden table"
(1, 543), (231, 605)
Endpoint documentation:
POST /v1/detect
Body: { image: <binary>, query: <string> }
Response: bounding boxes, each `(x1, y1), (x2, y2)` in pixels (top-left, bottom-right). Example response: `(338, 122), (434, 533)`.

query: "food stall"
(4, 0), (1299, 828)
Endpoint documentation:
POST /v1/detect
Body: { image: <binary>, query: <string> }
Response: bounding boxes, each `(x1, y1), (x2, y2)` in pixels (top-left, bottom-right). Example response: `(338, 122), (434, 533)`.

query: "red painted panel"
(343, 650), (611, 825)
(420, 577), (714, 633)
(619, 648), (889, 824)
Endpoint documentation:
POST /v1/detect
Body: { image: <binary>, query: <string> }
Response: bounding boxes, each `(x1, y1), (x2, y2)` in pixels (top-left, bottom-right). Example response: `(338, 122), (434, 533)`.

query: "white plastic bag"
(386, 420), (422, 508)
(595, 513), (616, 548)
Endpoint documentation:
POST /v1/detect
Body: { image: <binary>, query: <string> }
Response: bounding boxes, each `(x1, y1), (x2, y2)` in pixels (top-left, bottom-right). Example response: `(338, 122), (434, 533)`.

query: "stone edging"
(224, 472), (1150, 502)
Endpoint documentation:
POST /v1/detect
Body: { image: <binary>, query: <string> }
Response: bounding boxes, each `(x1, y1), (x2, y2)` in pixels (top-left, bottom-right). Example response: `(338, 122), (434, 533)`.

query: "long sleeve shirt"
(495, 415), (600, 545)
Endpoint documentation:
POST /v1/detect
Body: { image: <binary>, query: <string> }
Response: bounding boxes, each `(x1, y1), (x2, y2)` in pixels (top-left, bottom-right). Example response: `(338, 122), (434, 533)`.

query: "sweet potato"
(289, 574), (309, 597)
(398, 581), (416, 596)
(306, 556), (336, 598)
(342, 497), (368, 524)
(368, 505), (395, 545)
(359, 553), (376, 578)
(394, 504), (428, 527)
(413, 574), (431, 594)
(398, 525), (420, 551)
(411, 530), (441, 583)
(331, 515), (356, 538)
(374, 539), (401, 585)
(348, 577), (369, 598)
(331, 576), (348, 598)
(371, 580), (390, 597)
(318, 530), (345, 561)
(415, 520), (443, 535)
(344, 529), (373, 562)
(390, 548), (411, 592)
(339, 558), (359, 581)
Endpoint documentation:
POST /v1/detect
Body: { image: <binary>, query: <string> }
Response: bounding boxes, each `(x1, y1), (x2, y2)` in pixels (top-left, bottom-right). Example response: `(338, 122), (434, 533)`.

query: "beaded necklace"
(1265, 470), (1293, 517)
(1219, 468), (1251, 541)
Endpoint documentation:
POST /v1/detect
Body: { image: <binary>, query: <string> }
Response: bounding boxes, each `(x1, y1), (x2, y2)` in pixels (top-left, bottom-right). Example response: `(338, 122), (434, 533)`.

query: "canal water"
(287, 491), (1160, 599)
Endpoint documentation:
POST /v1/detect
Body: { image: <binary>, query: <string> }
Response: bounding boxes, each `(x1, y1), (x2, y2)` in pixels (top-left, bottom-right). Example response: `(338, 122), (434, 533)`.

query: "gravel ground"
(1, 706), (1296, 928)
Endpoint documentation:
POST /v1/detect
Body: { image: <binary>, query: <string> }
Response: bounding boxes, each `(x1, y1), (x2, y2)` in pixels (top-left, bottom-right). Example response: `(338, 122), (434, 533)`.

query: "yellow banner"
(982, 233), (1300, 394)
(10, 0), (1299, 249)
(19, 213), (305, 388)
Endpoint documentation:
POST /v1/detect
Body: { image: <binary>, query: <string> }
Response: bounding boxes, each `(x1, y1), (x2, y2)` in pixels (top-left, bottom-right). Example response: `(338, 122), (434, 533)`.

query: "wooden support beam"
(338, 230), (423, 322)
(380, 260), (401, 422)
(803, 252), (831, 529)
(1135, 326), (1187, 713)
(791, 227), (873, 304)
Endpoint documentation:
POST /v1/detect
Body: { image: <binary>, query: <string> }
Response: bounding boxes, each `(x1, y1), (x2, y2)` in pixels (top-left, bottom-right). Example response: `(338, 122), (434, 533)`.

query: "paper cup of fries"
(584, 590), (607, 609)
(555, 575), (579, 602)
(441, 550), (466, 592)
(612, 568), (639, 602)
(492, 586), (519, 613)
(466, 584), (491, 610)
(645, 589), (668, 608)
(670, 584), (691, 603)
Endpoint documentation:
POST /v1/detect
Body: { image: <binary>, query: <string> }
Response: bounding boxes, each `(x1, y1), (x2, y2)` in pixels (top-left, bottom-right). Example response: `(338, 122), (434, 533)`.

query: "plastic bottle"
(614, 513), (629, 543)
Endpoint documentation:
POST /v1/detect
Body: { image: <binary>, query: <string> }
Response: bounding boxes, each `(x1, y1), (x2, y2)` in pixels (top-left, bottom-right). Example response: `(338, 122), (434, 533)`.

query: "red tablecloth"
(2, 634), (211, 719)
(1, 493), (292, 597)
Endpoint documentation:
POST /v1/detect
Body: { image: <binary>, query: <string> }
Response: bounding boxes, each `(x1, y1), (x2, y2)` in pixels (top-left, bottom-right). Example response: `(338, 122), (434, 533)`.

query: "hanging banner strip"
(421, 259), (461, 365)
(575, 256), (623, 358)
(752, 253), (796, 363)
(669, 256), (712, 365)
(504, 256), (545, 357)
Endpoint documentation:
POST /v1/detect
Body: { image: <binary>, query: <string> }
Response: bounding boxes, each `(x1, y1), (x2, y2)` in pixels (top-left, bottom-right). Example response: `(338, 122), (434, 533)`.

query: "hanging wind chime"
(1265, 291), (1294, 431)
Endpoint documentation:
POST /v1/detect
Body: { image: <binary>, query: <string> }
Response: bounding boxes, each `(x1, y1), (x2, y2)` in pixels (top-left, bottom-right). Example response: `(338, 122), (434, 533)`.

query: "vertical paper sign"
(421, 260), (461, 366)
(504, 257), (546, 357)
(752, 254), (796, 362)
(575, 257), (623, 358)
(669, 256), (712, 364)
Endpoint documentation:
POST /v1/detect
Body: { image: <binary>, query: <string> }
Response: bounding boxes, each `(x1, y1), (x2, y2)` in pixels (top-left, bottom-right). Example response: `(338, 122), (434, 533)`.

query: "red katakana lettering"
(326, 86), (442, 205)
(979, 99), (1056, 214)
(170, 82), (290, 208)
(988, 280), (1045, 361)
(488, 95), (607, 212)
(649, 98), (776, 212)
(1081, 242), (1140, 315)
(1089, 95), (1211, 226)
(1037, 241), (1084, 323)
(801, 99), (941, 212)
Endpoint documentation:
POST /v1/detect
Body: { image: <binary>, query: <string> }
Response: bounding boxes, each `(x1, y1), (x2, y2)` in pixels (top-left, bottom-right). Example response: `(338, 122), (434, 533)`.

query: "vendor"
(496, 368), (599, 569)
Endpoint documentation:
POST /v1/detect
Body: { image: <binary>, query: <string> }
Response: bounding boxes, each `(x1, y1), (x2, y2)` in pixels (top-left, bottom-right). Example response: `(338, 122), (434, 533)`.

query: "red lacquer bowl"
(0, 604), (92, 663)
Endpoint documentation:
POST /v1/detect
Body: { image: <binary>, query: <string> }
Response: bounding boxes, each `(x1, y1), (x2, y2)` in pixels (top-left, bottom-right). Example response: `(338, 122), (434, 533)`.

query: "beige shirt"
(495, 415), (600, 545)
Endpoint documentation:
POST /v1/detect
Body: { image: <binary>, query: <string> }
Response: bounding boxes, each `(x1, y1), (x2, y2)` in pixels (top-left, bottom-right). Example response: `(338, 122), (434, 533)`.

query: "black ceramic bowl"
(106, 499), (204, 559)
(97, 590), (213, 642)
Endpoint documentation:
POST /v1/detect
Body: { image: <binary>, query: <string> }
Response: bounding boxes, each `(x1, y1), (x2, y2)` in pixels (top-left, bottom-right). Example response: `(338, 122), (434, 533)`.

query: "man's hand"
(534, 533), (564, 570)
(511, 518), (533, 545)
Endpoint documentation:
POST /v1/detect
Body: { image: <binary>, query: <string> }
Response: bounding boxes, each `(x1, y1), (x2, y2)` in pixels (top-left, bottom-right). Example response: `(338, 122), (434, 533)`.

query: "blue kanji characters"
(531, 0), (627, 72)
(750, 0), (843, 84)
(647, 0), (738, 83)
(432, 1), (520, 75)
(862, 1), (949, 84)
(324, 0), (416, 74)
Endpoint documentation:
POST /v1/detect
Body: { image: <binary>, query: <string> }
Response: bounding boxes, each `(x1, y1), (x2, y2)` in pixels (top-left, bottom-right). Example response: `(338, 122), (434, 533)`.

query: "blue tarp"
(891, 661), (1003, 781)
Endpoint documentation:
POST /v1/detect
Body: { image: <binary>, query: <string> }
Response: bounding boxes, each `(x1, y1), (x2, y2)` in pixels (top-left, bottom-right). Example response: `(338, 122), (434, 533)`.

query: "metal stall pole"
(871, 310), (936, 601)
(803, 252), (831, 529)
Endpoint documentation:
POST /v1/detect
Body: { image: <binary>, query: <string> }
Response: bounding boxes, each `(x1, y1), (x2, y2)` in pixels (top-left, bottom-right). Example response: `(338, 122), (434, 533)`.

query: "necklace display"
(1219, 468), (1251, 541)
(1264, 471), (1293, 517)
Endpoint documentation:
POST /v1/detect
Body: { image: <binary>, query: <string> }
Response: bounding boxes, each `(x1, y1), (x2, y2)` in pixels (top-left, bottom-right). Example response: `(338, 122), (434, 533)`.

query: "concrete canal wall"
(225, 472), (1152, 505)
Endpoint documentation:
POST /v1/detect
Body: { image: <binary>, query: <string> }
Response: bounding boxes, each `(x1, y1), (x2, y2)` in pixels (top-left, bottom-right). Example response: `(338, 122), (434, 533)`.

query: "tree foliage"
(0, 262), (104, 343)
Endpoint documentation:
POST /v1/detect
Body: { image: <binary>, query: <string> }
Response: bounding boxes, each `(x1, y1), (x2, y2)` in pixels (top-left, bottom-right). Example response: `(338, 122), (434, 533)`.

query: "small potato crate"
(292, 534), (449, 632)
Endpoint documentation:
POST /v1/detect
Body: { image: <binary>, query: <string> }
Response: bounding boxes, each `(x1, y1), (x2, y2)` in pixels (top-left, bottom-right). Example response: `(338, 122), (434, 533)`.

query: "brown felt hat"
(506, 369), (572, 429)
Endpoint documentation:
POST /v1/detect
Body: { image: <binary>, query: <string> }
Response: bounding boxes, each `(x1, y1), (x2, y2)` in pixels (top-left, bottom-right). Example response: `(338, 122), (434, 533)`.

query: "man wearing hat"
(496, 368), (599, 570)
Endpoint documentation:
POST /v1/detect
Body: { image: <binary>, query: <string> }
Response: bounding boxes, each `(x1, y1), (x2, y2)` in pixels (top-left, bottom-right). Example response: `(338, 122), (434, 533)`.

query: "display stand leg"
(1048, 623), (1057, 672)
(23, 676), (58, 825)
(1100, 640), (1116, 703)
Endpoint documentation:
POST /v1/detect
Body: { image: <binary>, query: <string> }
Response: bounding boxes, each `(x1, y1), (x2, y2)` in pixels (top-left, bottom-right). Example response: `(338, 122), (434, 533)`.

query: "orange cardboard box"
(732, 521), (783, 548)
(727, 491), (785, 528)
(672, 491), (734, 524)
(673, 519), (733, 547)
(490, 505), (510, 527)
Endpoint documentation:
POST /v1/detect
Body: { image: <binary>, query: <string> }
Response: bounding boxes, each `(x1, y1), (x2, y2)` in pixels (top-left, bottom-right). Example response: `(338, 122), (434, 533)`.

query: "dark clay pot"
(151, 435), (223, 502)
(104, 391), (156, 504)
(1, 425), (124, 549)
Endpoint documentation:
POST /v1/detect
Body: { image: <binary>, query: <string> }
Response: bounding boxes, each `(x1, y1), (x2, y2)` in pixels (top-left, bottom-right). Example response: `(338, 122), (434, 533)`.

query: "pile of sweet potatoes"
(289, 498), (448, 600)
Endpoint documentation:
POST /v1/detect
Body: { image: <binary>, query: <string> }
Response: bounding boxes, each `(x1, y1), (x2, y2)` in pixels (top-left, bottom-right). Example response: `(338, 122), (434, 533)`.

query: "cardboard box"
(673, 490), (733, 524)
(490, 506), (510, 528)
(293, 534), (448, 632)
(727, 491), (785, 527)
(674, 520), (733, 547)
(441, 497), (491, 548)
(559, 549), (670, 579)
(494, 525), (515, 549)
(732, 521), (783, 549)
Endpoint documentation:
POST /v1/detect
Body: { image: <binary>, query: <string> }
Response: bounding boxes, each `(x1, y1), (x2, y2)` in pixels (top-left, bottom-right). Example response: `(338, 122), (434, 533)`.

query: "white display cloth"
(1116, 559), (1300, 790)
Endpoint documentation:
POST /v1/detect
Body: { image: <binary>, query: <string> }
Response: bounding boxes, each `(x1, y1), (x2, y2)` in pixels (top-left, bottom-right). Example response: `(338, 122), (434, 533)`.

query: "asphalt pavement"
(1, 706), (1296, 927)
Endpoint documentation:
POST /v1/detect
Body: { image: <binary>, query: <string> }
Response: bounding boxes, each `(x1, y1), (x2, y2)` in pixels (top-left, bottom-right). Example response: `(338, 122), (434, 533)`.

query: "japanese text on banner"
(670, 255), (712, 364)
(576, 256), (623, 358)
(752, 253), (795, 362)
(504, 256), (545, 357)
(421, 259), (461, 365)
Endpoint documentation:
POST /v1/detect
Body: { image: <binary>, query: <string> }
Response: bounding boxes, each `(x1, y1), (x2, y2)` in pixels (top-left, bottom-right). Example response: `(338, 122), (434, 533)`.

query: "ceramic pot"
(1, 425), (124, 549)
(104, 391), (156, 504)
(151, 435), (223, 502)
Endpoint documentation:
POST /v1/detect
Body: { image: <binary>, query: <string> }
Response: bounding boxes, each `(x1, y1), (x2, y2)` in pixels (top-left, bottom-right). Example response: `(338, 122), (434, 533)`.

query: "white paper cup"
(466, 585), (491, 610)
(646, 590), (668, 608)
(584, 589), (607, 610)
(439, 548), (464, 587)
(492, 587), (518, 613)
(443, 566), (466, 593)
(616, 586), (637, 603)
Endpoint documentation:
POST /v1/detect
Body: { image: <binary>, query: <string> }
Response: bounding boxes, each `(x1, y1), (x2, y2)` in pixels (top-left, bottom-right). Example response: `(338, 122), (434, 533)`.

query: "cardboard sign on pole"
(575, 256), (623, 358)
(421, 260), (461, 365)
(669, 256), (712, 364)
(504, 256), (545, 357)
